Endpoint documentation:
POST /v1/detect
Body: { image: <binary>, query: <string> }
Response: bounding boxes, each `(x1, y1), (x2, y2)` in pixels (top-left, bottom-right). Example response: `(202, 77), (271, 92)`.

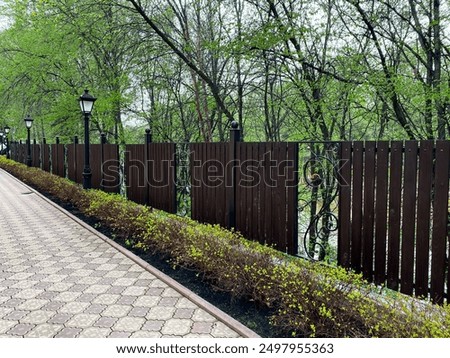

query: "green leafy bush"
(1, 156), (450, 337)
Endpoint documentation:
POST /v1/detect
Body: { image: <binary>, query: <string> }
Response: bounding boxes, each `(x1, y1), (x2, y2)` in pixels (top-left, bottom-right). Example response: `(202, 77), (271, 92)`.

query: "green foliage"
(1, 156), (450, 338)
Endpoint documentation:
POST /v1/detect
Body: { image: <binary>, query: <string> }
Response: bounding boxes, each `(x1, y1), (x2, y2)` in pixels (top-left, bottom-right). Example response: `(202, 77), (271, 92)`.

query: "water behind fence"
(8, 135), (449, 303)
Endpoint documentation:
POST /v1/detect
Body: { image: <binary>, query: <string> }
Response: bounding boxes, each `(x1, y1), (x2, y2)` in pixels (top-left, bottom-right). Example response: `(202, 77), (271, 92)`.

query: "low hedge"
(1, 156), (450, 337)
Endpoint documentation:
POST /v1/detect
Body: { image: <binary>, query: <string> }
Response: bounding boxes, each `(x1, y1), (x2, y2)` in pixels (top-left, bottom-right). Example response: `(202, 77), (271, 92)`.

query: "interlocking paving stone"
(113, 317), (145, 332)
(141, 320), (164, 332)
(92, 294), (120, 305)
(192, 309), (217, 322)
(94, 317), (117, 328)
(159, 297), (179, 307)
(84, 304), (107, 315)
(161, 319), (192, 336)
(0, 307), (14, 318)
(66, 313), (100, 328)
(146, 307), (176, 320)
(17, 299), (48, 311)
(174, 308), (195, 319)
(48, 313), (73, 325)
(211, 322), (240, 338)
(102, 304), (132, 318)
(0, 298), (24, 308)
(21, 310), (55, 324)
(0, 170), (251, 338)
(128, 307), (149, 318)
(41, 301), (65, 312)
(59, 302), (90, 314)
(191, 322), (214, 334)
(78, 327), (111, 338)
(0, 320), (18, 334)
(26, 324), (63, 338)
(3, 310), (30, 321)
(108, 331), (131, 338)
(116, 296), (137, 306)
(134, 296), (160, 308)
(122, 286), (147, 296)
(7, 323), (35, 336)
(130, 331), (162, 338)
(54, 327), (82, 338)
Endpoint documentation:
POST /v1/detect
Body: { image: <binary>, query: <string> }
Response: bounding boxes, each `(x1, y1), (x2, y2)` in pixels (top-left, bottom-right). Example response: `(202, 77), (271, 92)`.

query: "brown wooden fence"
(190, 143), (228, 227)
(51, 143), (65, 178)
(189, 141), (298, 254)
(338, 140), (450, 303)
(41, 143), (51, 172)
(125, 144), (147, 205)
(125, 143), (176, 213)
(66, 142), (120, 192)
(32, 144), (40, 168)
(236, 142), (298, 253)
(6, 133), (449, 304)
(102, 144), (121, 193)
(147, 143), (177, 213)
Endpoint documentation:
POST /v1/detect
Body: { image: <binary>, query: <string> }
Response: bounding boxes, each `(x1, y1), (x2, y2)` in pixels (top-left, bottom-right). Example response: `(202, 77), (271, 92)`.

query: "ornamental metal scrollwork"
(298, 143), (340, 262)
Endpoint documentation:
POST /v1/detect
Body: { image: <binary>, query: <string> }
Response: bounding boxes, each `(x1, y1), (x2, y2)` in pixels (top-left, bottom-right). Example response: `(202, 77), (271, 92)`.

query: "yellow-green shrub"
(1, 156), (449, 337)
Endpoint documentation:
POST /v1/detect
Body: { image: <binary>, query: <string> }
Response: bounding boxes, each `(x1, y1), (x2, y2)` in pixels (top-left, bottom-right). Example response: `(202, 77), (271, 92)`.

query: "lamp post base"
(82, 170), (92, 189)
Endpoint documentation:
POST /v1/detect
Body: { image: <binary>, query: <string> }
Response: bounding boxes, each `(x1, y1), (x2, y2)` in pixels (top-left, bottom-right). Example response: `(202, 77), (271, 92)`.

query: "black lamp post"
(0, 131), (4, 156)
(79, 89), (97, 189)
(24, 115), (33, 167)
(4, 126), (10, 159)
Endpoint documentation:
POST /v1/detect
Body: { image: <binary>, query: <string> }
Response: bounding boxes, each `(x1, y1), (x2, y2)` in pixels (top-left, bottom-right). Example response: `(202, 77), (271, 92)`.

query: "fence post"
(145, 128), (152, 144)
(72, 136), (78, 183)
(100, 133), (106, 191)
(54, 136), (59, 176)
(227, 121), (241, 229)
(43, 138), (47, 171)
(144, 129), (151, 205)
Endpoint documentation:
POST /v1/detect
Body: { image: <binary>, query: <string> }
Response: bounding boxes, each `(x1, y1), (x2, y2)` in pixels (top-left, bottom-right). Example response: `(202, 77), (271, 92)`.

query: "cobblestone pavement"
(0, 169), (256, 338)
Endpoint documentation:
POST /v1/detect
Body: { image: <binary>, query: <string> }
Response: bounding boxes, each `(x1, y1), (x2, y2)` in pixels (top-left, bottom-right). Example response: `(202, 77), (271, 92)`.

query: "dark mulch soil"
(39, 191), (280, 337)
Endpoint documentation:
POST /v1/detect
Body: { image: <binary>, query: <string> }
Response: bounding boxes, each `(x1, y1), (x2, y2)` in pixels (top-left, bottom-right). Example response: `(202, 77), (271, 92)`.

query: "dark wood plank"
(400, 141), (418, 295)
(253, 143), (262, 244)
(235, 142), (243, 231)
(103, 144), (120, 193)
(189, 144), (197, 220)
(90, 144), (102, 190)
(170, 143), (177, 213)
(362, 141), (376, 280)
(42, 144), (50, 172)
(374, 141), (389, 285)
(286, 143), (298, 255)
(125, 144), (147, 205)
(257, 143), (266, 244)
(76, 144), (84, 184)
(244, 144), (252, 238)
(272, 143), (283, 250)
(265, 143), (273, 246)
(351, 141), (364, 271)
(32, 144), (40, 168)
(338, 141), (352, 268)
(201, 143), (208, 223)
(415, 140), (434, 298)
(430, 141), (450, 304)
(66, 145), (75, 181)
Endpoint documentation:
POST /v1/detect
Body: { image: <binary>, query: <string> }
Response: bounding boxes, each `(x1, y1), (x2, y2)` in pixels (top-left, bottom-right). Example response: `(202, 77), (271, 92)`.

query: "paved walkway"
(0, 169), (257, 338)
